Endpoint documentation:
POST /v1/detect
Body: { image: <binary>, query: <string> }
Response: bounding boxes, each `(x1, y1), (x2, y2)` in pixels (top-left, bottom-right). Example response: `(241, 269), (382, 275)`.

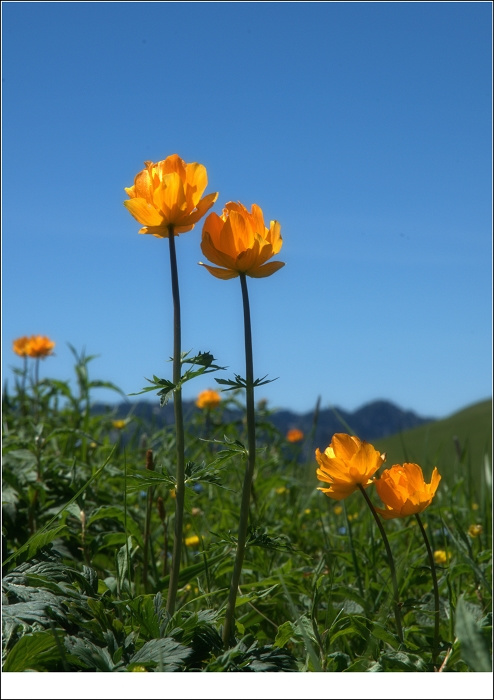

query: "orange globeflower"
(196, 388), (221, 410)
(316, 433), (385, 501)
(12, 336), (31, 357)
(374, 463), (441, 520)
(200, 201), (285, 280)
(123, 154), (218, 237)
(15, 335), (55, 359)
(287, 428), (304, 443)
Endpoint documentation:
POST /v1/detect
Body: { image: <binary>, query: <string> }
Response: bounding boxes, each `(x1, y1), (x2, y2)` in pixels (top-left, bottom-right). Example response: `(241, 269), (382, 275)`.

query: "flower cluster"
(316, 432), (441, 518)
(13, 335), (55, 359)
(124, 155), (285, 278)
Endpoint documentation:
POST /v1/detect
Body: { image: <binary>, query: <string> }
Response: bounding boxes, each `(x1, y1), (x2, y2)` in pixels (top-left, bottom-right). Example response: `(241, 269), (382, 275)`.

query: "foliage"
(2, 349), (492, 672)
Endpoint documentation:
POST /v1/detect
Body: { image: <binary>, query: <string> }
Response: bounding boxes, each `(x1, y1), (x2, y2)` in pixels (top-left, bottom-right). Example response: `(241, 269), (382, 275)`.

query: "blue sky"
(2, 1), (492, 419)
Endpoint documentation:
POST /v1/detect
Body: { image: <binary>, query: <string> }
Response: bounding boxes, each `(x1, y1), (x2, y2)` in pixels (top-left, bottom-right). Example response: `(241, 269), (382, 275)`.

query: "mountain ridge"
(97, 397), (436, 446)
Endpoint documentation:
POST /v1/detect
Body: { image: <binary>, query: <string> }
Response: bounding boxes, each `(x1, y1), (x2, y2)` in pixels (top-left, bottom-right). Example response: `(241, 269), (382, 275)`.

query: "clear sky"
(2, 1), (492, 419)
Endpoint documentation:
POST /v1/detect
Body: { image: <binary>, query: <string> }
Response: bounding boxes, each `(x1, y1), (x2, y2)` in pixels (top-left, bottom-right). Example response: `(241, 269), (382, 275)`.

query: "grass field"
(374, 399), (492, 485)
(2, 349), (492, 678)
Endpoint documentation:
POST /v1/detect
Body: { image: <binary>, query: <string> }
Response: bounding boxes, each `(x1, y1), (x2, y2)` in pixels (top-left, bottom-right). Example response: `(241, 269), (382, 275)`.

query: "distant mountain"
(269, 400), (435, 448)
(94, 398), (434, 448)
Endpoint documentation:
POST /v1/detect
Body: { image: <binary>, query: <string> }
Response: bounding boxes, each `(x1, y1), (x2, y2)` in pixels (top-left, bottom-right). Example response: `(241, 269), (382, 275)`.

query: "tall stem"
(222, 274), (256, 647)
(415, 513), (440, 668)
(358, 484), (404, 643)
(165, 226), (186, 616)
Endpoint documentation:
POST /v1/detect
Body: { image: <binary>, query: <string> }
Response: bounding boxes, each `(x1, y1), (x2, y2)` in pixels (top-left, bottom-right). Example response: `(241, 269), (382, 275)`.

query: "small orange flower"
(124, 154), (218, 237)
(316, 433), (386, 501)
(195, 389), (221, 410)
(286, 428), (304, 443)
(200, 201), (285, 279)
(374, 463), (441, 520)
(13, 335), (55, 359)
(12, 336), (31, 357)
(468, 524), (483, 538)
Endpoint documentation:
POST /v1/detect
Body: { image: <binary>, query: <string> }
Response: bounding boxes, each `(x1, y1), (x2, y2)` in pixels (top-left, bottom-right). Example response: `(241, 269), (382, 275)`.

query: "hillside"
(373, 398), (492, 487)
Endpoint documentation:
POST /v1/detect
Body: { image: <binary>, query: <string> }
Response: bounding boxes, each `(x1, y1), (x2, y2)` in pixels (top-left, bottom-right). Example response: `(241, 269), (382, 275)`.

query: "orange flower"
(195, 389), (221, 410)
(200, 201), (285, 279)
(26, 336), (56, 358)
(124, 154), (218, 237)
(374, 463), (441, 520)
(13, 335), (55, 359)
(12, 336), (31, 357)
(286, 428), (304, 443)
(316, 433), (385, 501)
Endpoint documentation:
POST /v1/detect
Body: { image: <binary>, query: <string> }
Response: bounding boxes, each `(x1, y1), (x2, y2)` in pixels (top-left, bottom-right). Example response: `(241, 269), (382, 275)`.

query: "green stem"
(165, 225), (186, 617)
(143, 449), (155, 593)
(415, 513), (440, 668)
(342, 500), (365, 600)
(358, 484), (404, 643)
(222, 273), (256, 647)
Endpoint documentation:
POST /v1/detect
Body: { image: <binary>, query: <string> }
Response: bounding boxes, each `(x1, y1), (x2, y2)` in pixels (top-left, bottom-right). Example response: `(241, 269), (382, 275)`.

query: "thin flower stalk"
(222, 273), (256, 647)
(357, 484), (404, 643)
(165, 225), (186, 616)
(415, 512), (440, 668)
(143, 449), (155, 593)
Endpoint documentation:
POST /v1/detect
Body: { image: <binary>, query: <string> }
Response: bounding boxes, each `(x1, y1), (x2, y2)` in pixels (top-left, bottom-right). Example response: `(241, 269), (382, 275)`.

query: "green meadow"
(2, 349), (491, 673)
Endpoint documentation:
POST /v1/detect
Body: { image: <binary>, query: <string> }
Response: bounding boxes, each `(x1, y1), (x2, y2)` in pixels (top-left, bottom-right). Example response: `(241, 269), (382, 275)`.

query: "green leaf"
(24, 524), (67, 561)
(273, 620), (294, 649)
(64, 636), (117, 672)
(371, 622), (400, 649)
(129, 638), (191, 670)
(455, 595), (492, 672)
(3, 630), (60, 672)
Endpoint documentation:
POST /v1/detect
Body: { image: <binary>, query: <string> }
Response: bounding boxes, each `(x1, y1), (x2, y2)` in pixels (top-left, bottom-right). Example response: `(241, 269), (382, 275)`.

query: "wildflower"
(276, 486), (288, 495)
(200, 201), (285, 279)
(184, 535), (200, 548)
(287, 428), (304, 443)
(111, 419), (127, 430)
(374, 463), (441, 520)
(196, 388), (221, 409)
(304, 508), (311, 515)
(12, 336), (31, 357)
(169, 489), (176, 499)
(13, 335), (55, 358)
(191, 507), (203, 517)
(468, 524), (483, 538)
(130, 665), (148, 672)
(316, 433), (385, 500)
(124, 154), (218, 236)
(333, 505), (343, 516)
(433, 550), (449, 565)
(472, 502), (479, 511)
